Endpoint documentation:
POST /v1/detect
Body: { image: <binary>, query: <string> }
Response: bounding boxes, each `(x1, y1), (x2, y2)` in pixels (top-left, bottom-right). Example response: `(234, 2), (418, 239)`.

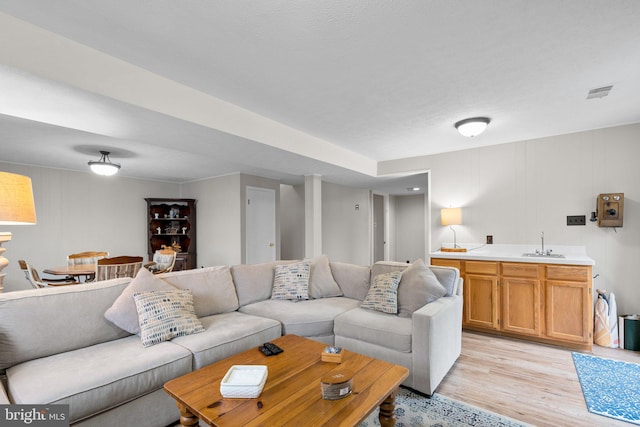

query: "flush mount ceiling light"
(454, 117), (491, 137)
(88, 151), (120, 176)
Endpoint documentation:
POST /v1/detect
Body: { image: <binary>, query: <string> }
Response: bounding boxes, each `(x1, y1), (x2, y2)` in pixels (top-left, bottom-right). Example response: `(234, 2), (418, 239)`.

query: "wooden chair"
(95, 256), (144, 281)
(18, 260), (79, 289)
(67, 251), (109, 281)
(144, 248), (177, 274)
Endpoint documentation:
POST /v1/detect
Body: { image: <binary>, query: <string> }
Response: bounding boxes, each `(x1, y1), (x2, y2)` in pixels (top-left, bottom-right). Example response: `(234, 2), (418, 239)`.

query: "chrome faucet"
(535, 232), (552, 256)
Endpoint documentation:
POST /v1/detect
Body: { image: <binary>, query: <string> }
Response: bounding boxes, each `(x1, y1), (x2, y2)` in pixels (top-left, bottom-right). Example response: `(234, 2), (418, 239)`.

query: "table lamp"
(0, 172), (37, 292)
(441, 207), (466, 252)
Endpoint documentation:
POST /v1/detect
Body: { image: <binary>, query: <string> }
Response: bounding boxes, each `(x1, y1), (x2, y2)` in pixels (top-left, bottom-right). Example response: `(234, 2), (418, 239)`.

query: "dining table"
(43, 264), (97, 282)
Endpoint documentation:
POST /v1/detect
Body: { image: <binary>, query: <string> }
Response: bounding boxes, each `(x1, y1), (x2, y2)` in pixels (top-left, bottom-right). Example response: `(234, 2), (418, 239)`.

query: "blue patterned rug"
(360, 388), (530, 427)
(572, 352), (640, 425)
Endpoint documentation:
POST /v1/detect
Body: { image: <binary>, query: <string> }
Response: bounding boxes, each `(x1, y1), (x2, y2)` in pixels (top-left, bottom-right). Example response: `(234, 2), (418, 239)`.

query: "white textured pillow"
(271, 261), (311, 300)
(133, 289), (204, 348)
(104, 268), (177, 334)
(361, 271), (403, 314)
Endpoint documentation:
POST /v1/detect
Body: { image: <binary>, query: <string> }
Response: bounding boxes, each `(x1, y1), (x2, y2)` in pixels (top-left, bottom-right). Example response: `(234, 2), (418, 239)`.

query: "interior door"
(373, 194), (384, 262)
(246, 186), (276, 264)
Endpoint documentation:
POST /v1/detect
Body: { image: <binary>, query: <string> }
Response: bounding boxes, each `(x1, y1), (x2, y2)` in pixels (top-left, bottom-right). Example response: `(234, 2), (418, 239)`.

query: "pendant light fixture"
(88, 151), (120, 176)
(454, 117), (491, 137)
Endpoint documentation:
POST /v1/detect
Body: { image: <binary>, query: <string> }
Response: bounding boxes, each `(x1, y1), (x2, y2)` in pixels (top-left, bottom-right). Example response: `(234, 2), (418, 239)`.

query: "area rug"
(360, 387), (530, 427)
(572, 352), (640, 425)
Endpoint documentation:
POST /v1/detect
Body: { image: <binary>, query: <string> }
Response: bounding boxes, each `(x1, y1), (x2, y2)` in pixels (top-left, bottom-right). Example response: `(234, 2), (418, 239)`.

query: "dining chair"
(66, 251), (109, 281)
(18, 260), (80, 289)
(144, 248), (177, 274)
(95, 256), (144, 281)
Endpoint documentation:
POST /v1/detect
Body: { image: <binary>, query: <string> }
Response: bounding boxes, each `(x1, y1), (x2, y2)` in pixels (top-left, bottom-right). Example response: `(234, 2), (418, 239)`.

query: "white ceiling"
(1, 1), (639, 194)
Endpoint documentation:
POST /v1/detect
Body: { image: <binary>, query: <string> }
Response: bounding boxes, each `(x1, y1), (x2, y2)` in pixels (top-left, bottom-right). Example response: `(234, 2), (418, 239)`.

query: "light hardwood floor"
(436, 331), (640, 427)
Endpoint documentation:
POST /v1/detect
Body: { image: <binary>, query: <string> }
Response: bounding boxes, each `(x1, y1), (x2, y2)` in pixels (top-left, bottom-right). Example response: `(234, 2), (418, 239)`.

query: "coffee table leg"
(378, 389), (398, 427)
(176, 402), (199, 427)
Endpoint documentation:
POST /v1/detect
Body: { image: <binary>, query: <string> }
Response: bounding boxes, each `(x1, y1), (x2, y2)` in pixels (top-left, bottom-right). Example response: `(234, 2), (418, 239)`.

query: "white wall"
(393, 194), (425, 263)
(322, 181), (371, 265)
(0, 162), (179, 292)
(380, 123), (640, 315)
(182, 173), (242, 266)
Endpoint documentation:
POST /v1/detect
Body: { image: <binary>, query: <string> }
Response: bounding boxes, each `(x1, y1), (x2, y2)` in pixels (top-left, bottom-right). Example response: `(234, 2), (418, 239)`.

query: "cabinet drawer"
(430, 258), (462, 270)
(502, 262), (539, 278)
(546, 265), (590, 282)
(465, 261), (498, 275)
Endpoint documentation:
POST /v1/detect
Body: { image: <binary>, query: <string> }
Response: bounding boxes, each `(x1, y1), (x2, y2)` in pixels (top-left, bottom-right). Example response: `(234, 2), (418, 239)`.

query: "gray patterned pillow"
(133, 289), (204, 347)
(271, 261), (311, 300)
(361, 271), (403, 314)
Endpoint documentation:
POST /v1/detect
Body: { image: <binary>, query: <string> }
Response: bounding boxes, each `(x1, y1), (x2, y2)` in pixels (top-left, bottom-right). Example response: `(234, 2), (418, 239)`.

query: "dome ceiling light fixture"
(454, 117), (491, 137)
(88, 151), (121, 176)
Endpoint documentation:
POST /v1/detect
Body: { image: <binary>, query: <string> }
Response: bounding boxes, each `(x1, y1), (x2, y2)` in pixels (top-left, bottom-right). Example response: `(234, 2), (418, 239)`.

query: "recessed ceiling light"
(407, 187), (421, 192)
(454, 117), (491, 137)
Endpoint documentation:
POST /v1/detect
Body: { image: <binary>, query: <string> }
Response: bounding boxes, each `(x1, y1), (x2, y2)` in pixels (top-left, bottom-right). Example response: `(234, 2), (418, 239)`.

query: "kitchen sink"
(522, 253), (565, 258)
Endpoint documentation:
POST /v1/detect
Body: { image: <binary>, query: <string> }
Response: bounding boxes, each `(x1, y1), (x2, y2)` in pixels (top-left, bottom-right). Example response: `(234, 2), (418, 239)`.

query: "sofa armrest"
(411, 291), (463, 395)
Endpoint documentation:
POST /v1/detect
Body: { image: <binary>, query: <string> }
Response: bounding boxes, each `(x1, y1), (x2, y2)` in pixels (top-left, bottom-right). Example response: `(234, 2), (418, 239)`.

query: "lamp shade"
(441, 207), (462, 226)
(0, 172), (37, 225)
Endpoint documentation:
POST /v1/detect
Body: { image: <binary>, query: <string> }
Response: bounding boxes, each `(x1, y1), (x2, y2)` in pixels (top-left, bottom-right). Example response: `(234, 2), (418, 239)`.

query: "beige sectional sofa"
(0, 257), (462, 426)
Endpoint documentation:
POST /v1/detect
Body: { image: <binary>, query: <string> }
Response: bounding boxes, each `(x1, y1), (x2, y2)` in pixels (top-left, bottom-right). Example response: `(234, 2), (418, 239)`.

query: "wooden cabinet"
(545, 265), (592, 344)
(464, 261), (500, 330)
(501, 263), (541, 337)
(431, 257), (592, 349)
(145, 198), (196, 270)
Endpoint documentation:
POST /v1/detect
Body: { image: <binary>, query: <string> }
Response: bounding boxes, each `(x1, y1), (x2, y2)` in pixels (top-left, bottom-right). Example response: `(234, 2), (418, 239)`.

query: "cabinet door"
(465, 274), (500, 330)
(501, 277), (541, 336)
(545, 280), (591, 343)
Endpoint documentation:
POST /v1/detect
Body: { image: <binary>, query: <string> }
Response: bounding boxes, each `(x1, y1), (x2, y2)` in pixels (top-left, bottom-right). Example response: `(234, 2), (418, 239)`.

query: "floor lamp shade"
(0, 172), (37, 225)
(0, 172), (37, 292)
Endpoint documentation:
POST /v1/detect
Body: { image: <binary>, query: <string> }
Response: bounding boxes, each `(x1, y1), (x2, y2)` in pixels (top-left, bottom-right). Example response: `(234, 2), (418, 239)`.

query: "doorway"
(373, 194), (385, 262)
(246, 186), (276, 264)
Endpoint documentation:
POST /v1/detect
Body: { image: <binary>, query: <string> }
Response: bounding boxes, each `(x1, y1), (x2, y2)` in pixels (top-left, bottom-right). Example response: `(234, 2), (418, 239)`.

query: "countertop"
(429, 243), (595, 266)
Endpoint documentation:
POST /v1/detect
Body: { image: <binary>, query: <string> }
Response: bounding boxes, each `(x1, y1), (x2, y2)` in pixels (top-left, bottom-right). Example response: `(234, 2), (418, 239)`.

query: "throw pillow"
(133, 289), (204, 348)
(271, 261), (311, 301)
(306, 255), (343, 299)
(159, 266), (239, 316)
(397, 259), (447, 318)
(361, 270), (403, 314)
(104, 267), (177, 334)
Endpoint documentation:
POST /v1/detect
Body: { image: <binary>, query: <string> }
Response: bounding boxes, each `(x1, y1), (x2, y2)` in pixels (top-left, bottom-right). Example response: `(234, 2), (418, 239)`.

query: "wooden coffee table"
(164, 334), (409, 426)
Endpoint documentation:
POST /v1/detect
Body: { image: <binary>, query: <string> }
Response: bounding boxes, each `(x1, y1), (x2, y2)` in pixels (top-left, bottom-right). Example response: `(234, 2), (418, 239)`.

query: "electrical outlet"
(567, 215), (586, 226)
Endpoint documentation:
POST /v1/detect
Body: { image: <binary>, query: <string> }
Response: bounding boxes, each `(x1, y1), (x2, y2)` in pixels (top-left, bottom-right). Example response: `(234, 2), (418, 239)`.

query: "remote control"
(259, 342), (284, 356)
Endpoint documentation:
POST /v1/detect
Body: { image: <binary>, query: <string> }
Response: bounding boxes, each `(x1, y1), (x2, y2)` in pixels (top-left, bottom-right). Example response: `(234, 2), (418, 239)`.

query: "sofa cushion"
(361, 271), (402, 314)
(160, 266), (239, 316)
(329, 261), (371, 301)
(172, 312), (282, 370)
(239, 297), (361, 337)
(370, 260), (409, 281)
(0, 279), (132, 371)
(334, 307), (412, 353)
(430, 265), (459, 296)
(397, 259), (447, 318)
(271, 261), (311, 301)
(6, 335), (192, 423)
(307, 255), (343, 299)
(105, 268), (177, 334)
(134, 290), (204, 347)
(231, 262), (275, 306)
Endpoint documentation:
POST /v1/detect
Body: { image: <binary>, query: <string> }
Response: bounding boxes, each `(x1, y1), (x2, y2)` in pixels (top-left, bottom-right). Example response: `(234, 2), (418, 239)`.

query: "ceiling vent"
(587, 85), (613, 100)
